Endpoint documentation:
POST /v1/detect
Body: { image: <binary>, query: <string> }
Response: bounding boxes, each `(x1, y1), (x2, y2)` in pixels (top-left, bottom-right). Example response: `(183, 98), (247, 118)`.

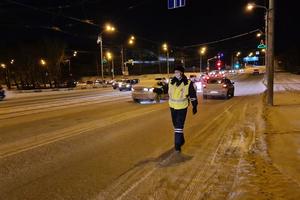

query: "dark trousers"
(170, 107), (187, 151)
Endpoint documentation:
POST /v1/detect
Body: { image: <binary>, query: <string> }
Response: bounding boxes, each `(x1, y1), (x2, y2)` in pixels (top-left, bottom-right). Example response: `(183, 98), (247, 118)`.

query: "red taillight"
(223, 84), (227, 88)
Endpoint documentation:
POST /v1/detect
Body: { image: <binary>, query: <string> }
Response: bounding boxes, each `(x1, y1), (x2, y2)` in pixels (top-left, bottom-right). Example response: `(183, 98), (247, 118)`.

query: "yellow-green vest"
(168, 80), (191, 109)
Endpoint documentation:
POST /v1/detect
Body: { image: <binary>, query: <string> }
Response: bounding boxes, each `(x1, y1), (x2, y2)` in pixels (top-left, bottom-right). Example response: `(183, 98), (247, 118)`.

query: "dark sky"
(0, 0), (299, 57)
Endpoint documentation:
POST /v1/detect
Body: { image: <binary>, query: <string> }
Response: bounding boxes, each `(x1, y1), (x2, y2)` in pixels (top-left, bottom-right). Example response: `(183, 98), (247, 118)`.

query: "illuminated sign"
(168, 0), (185, 9)
(243, 56), (259, 62)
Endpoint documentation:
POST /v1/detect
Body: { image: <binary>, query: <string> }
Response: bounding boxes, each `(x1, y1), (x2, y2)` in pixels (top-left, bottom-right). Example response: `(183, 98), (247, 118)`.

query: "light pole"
(106, 51), (114, 80)
(40, 59), (48, 87)
(97, 24), (116, 81)
(162, 43), (169, 77)
(199, 47), (206, 73)
(67, 51), (77, 76)
(206, 56), (218, 72)
(121, 35), (135, 76)
(247, 1), (275, 106)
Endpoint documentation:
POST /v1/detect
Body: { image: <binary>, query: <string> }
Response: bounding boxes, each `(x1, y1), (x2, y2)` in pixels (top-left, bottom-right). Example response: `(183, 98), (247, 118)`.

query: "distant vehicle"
(252, 68), (260, 75)
(203, 77), (234, 99)
(0, 86), (5, 100)
(112, 79), (126, 89)
(132, 79), (168, 103)
(118, 79), (139, 91)
(189, 74), (202, 92)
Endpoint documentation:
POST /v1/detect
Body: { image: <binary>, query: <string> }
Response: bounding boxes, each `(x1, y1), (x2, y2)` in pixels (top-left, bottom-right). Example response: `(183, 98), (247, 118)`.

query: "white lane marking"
(0, 107), (160, 159)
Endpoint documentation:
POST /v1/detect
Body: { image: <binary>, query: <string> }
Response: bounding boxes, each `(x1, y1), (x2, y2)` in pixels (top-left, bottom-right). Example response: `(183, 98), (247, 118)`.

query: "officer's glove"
(192, 106), (197, 115)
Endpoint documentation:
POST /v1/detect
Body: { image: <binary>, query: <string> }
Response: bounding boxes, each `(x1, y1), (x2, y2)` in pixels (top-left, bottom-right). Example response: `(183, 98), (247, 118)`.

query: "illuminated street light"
(199, 47), (207, 73)
(106, 51), (115, 79)
(249, 52), (253, 57)
(236, 52), (241, 57)
(246, 3), (255, 11)
(10, 59), (14, 64)
(1, 63), (6, 68)
(246, 1), (275, 105)
(97, 23), (116, 80)
(162, 43), (169, 76)
(73, 51), (77, 57)
(257, 33), (262, 37)
(40, 59), (46, 66)
(105, 24), (116, 32)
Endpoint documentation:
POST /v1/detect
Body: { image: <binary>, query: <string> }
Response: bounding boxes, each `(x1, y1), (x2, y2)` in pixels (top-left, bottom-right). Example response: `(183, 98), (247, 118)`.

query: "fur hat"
(174, 66), (185, 73)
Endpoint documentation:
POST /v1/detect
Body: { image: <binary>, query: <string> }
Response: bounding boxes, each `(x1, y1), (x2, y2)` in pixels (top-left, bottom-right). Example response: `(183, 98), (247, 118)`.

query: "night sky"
(0, 0), (299, 66)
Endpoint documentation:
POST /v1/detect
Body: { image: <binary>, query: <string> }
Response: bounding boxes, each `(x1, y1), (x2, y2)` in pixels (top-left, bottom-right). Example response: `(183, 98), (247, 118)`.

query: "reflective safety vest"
(168, 80), (191, 109)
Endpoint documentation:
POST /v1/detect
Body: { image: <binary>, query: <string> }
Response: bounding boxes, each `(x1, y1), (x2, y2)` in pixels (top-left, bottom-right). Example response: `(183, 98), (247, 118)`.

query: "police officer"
(169, 66), (198, 152)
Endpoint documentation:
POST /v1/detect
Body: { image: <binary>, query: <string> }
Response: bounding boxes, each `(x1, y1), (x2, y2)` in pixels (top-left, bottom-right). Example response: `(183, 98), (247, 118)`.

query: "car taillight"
(223, 84), (227, 88)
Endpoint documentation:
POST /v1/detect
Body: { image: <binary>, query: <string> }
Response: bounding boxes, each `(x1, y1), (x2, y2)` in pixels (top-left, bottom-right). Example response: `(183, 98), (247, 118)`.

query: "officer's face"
(174, 70), (182, 79)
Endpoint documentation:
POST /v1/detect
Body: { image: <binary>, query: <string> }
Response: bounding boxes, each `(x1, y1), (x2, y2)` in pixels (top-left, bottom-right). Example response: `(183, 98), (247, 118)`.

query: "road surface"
(1, 74), (300, 200)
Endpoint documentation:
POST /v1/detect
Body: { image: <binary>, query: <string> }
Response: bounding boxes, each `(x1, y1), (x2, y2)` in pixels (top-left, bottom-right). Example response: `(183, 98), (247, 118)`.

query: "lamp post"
(162, 43), (169, 77)
(67, 51), (77, 76)
(121, 35), (135, 76)
(106, 51), (114, 80)
(247, 1), (275, 106)
(206, 56), (218, 72)
(199, 47), (206, 73)
(97, 23), (116, 81)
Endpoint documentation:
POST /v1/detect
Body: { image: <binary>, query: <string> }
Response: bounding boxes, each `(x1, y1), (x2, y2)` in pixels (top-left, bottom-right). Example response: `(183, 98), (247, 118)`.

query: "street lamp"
(199, 47), (206, 73)
(162, 43), (169, 77)
(97, 23), (116, 81)
(106, 51), (114, 80)
(121, 35), (136, 76)
(246, 1), (275, 106)
(40, 59), (46, 66)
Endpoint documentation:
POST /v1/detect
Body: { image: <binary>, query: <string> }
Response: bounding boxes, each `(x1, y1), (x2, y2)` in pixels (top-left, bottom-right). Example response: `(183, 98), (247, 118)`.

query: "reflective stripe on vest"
(168, 80), (190, 109)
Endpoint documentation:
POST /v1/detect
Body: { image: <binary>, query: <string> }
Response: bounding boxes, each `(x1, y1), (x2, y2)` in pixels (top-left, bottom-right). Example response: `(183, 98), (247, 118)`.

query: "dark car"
(0, 86), (5, 100)
(119, 79), (140, 91)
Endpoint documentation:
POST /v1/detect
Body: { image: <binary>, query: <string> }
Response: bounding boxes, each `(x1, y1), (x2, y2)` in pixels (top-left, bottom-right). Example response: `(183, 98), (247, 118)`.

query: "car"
(112, 79), (126, 89)
(118, 79), (139, 91)
(252, 68), (260, 75)
(203, 77), (234, 99)
(131, 79), (168, 103)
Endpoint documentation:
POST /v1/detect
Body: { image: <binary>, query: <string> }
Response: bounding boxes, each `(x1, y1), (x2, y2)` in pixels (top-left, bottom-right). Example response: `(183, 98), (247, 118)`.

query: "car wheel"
(133, 99), (140, 103)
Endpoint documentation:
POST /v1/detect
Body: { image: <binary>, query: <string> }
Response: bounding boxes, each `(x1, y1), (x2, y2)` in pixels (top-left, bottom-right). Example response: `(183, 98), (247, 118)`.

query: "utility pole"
(98, 34), (104, 80)
(267, 0), (274, 106)
(121, 45), (124, 75)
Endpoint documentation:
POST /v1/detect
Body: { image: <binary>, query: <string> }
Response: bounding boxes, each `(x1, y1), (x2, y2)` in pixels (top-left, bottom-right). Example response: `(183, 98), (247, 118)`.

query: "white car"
(203, 77), (235, 99)
(131, 80), (168, 103)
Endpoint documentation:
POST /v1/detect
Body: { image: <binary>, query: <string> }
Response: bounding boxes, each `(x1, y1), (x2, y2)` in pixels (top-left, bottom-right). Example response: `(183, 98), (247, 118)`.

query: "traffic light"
(216, 60), (222, 70)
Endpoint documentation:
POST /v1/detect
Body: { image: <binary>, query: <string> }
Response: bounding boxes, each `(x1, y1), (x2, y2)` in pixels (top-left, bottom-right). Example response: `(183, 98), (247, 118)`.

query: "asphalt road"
(0, 74), (273, 200)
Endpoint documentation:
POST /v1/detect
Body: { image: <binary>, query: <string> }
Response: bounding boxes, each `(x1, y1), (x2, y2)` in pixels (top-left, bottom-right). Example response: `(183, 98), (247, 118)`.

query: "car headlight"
(149, 88), (154, 92)
(131, 88), (135, 91)
(143, 88), (149, 92)
(126, 84), (131, 88)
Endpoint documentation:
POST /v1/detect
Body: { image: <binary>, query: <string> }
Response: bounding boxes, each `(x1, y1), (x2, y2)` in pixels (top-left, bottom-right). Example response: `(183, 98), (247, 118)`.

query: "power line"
(5, 0), (99, 27)
(182, 29), (261, 48)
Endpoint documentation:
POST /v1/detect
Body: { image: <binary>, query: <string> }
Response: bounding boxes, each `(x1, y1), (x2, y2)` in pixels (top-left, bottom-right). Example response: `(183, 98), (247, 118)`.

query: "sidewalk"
(265, 90), (300, 187)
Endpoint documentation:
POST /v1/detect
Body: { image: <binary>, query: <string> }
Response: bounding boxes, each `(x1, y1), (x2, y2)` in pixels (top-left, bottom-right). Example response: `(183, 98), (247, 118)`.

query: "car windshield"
(207, 79), (224, 84)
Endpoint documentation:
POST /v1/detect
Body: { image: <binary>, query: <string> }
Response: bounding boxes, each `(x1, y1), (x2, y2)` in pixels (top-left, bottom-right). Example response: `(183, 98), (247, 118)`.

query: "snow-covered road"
(1, 73), (300, 200)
